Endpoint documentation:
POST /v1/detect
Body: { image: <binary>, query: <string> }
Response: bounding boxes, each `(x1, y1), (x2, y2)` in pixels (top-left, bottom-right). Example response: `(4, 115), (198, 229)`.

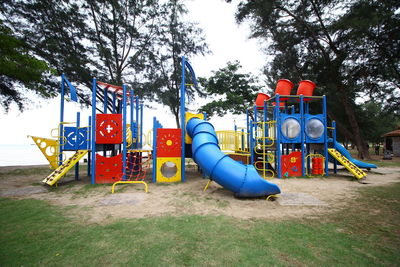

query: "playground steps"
(328, 148), (367, 180)
(43, 150), (88, 186)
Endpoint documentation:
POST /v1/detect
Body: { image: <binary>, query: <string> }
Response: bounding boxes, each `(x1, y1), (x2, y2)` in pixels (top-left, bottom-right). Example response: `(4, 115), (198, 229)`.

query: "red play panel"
(95, 153), (123, 183)
(281, 151), (302, 177)
(156, 128), (182, 157)
(96, 114), (122, 144)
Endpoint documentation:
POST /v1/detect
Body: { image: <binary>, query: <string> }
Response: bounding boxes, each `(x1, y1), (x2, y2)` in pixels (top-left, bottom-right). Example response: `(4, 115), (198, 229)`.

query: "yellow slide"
(42, 150), (88, 186)
(328, 148), (367, 179)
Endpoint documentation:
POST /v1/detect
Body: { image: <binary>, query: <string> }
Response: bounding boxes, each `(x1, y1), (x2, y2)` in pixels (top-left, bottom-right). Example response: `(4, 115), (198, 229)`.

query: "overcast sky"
(0, 0), (268, 145)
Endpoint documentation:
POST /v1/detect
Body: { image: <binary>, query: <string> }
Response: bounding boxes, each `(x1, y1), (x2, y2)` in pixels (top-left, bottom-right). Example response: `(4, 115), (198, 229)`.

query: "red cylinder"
(312, 157), (323, 175)
(255, 93), (270, 110)
(275, 79), (294, 101)
(297, 80), (316, 101)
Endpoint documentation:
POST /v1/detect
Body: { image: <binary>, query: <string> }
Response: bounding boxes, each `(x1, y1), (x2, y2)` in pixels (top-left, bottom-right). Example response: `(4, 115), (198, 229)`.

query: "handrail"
(111, 181), (149, 193)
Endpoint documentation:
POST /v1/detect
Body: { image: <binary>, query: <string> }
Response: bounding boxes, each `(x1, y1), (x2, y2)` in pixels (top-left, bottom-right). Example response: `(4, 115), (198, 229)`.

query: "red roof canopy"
(97, 81), (132, 98)
(382, 126), (400, 137)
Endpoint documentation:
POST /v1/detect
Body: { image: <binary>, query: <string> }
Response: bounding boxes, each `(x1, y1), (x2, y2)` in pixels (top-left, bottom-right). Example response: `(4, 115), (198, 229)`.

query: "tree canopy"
(0, 0), (207, 118)
(198, 61), (260, 119)
(229, 0), (400, 158)
(0, 21), (53, 111)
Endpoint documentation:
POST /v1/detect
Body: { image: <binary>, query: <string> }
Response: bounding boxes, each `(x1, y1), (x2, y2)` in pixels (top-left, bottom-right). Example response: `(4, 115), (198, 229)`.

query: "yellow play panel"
(156, 157), (181, 183)
(29, 136), (59, 169)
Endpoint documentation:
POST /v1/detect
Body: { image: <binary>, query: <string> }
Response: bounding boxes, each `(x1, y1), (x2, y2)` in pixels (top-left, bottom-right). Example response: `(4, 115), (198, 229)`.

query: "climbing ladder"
(42, 150), (88, 186)
(328, 148), (367, 179)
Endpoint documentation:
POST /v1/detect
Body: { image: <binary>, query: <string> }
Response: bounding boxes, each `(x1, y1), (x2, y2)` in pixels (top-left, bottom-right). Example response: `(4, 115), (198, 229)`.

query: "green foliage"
(198, 61), (260, 118)
(140, 0), (209, 127)
(0, 21), (54, 111)
(357, 101), (400, 143)
(1, 0), (208, 116)
(1, 181), (399, 265)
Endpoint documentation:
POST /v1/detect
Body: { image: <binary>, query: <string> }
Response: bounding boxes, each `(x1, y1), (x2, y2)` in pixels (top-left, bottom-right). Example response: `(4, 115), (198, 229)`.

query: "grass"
(0, 166), (50, 178)
(72, 184), (111, 198)
(1, 182), (399, 266)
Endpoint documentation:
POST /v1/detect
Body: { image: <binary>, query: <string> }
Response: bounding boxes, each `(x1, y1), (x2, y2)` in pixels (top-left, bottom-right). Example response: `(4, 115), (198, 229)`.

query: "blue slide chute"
(331, 141), (377, 169)
(186, 117), (280, 197)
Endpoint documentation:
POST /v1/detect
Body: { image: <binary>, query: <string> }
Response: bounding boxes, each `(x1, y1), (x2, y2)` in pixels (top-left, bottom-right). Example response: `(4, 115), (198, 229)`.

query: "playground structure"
(212, 79), (377, 180)
(31, 56), (376, 198)
(31, 74), (149, 187)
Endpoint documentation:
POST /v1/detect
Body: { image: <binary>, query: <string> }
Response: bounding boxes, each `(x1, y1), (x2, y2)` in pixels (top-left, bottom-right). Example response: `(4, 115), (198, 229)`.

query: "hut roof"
(382, 126), (400, 137)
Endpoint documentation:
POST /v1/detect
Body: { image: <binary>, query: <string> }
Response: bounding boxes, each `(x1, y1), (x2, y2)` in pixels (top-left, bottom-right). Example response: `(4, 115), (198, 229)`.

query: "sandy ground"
(0, 164), (399, 224)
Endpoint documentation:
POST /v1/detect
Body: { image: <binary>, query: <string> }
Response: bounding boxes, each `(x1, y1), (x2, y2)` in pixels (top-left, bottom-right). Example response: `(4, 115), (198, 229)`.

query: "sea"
(0, 144), (49, 166)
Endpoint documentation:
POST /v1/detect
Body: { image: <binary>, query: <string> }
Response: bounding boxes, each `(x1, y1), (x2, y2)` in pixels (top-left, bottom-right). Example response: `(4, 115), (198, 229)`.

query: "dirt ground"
(0, 163), (399, 224)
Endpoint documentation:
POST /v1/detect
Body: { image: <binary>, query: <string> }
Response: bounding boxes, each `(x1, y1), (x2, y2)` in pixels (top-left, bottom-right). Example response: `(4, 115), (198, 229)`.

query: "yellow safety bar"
(305, 153), (325, 177)
(111, 181), (149, 193)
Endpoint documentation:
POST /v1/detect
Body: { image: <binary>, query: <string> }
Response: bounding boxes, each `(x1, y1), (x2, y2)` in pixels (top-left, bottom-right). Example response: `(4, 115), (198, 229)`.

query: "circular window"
(306, 118), (324, 139)
(281, 118), (301, 139)
(160, 161), (178, 178)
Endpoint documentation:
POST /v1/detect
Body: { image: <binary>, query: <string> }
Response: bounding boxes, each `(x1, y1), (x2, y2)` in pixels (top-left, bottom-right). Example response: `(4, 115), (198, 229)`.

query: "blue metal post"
(300, 95), (305, 176)
(103, 87), (108, 114)
(250, 120), (254, 164)
(112, 92), (116, 113)
(140, 103), (143, 149)
(59, 74), (65, 166)
(203, 112), (207, 120)
(130, 89), (134, 149)
(135, 96), (139, 149)
(122, 85), (127, 180)
(75, 112), (80, 180)
(180, 56), (186, 182)
(246, 109), (250, 151)
(87, 115), (91, 176)
(152, 117), (157, 183)
(263, 99), (269, 147)
(91, 78), (97, 184)
(332, 120), (337, 174)
(275, 94), (281, 178)
(323, 95), (329, 176)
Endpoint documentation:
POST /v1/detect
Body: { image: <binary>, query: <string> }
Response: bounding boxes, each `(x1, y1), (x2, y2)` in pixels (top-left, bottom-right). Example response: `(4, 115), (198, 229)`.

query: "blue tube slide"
(331, 141), (377, 169)
(186, 117), (280, 197)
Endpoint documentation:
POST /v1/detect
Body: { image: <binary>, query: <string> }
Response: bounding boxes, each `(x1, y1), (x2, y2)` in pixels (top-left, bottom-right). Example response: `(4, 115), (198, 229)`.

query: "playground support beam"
(300, 95), (305, 177)
(275, 94), (281, 178)
(87, 116), (91, 177)
(135, 96), (139, 149)
(140, 103), (144, 149)
(75, 112), (80, 180)
(91, 78), (97, 184)
(122, 84), (127, 180)
(59, 74), (65, 166)
(180, 56), (186, 182)
(323, 95), (329, 177)
(130, 89), (134, 149)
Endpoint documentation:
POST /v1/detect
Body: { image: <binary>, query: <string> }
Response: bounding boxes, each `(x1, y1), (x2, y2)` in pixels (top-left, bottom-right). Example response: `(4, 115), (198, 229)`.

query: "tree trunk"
(337, 85), (370, 159)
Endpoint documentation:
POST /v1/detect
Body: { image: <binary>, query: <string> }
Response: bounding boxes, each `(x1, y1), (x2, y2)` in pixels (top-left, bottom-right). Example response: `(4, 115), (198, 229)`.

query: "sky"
(0, 0), (268, 146)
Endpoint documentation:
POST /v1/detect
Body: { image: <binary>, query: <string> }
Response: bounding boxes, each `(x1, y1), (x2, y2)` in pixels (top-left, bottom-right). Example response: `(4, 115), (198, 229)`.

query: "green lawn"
(1, 183), (399, 266)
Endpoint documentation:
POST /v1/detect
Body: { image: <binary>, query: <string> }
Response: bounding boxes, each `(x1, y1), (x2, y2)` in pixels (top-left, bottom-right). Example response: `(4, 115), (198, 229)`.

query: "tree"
(0, 21), (54, 112)
(357, 101), (400, 144)
(198, 61), (260, 119)
(1, 0), (207, 117)
(139, 0), (209, 127)
(229, 0), (400, 159)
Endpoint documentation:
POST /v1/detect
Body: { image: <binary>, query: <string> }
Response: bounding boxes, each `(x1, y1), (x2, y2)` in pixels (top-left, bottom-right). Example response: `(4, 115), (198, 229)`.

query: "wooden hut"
(382, 126), (400, 157)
